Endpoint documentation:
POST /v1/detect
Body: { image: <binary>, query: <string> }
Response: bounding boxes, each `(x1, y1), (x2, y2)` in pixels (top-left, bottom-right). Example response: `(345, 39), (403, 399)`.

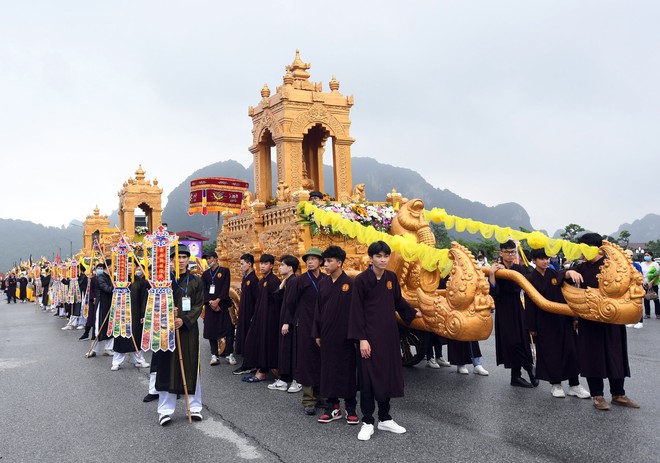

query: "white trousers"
(158, 376), (202, 415)
(112, 351), (145, 366)
(92, 338), (114, 354)
(148, 372), (157, 395)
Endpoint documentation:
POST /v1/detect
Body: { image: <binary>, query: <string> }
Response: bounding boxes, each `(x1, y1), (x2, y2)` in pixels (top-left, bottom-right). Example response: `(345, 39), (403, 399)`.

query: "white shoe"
(457, 365), (469, 375)
(377, 419), (406, 434)
(61, 325), (74, 330)
(287, 380), (302, 393)
(551, 384), (566, 398)
(135, 361), (150, 368)
(76, 325), (84, 330)
(103, 350), (115, 356)
(436, 357), (451, 367)
(626, 324), (634, 328)
(473, 365), (489, 376)
(267, 379), (288, 391)
(426, 358), (441, 369)
(210, 355), (220, 365)
(227, 353), (237, 365)
(358, 423), (375, 441)
(633, 322), (643, 329)
(110, 364), (120, 371)
(567, 384), (591, 399)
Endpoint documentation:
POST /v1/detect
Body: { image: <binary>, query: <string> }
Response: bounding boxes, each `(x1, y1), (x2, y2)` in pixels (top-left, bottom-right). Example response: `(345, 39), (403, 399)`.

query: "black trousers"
(425, 333), (445, 360)
(586, 377), (625, 397)
(328, 396), (357, 411)
(550, 376), (580, 386)
(359, 363), (392, 425)
(209, 333), (235, 356)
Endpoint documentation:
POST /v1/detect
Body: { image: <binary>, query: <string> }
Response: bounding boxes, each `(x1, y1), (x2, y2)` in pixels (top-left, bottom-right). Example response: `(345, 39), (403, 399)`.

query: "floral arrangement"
(299, 202), (396, 235)
(265, 197), (278, 210)
(135, 226), (149, 235)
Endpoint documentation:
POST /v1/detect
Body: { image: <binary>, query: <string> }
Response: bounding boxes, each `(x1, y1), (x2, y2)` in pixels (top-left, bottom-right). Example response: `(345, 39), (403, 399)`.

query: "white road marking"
(0, 358), (37, 370)
(196, 416), (263, 460)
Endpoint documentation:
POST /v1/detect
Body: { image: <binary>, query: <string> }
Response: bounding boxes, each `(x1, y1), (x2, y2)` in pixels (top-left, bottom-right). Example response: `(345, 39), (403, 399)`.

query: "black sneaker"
(78, 334), (89, 341)
(143, 393), (158, 403)
(318, 407), (342, 423)
(232, 365), (254, 375)
(304, 406), (316, 415)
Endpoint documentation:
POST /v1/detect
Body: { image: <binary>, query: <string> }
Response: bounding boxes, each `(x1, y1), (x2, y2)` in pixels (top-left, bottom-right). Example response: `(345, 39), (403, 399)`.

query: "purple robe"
(525, 267), (579, 383)
(313, 271), (357, 399)
(348, 268), (417, 401)
(202, 265), (233, 340)
(243, 272), (281, 369)
(558, 258), (630, 379)
(285, 271), (324, 386)
(235, 271), (259, 355)
(493, 264), (533, 369)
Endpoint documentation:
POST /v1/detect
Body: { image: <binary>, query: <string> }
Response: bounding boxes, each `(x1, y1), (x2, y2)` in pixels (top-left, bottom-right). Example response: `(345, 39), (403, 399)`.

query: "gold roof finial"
(135, 164), (145, 181)
(283, 70), (294, 86)
(94, 205), (100, 216)
(286, 49), (311, 81)
(329, 75), (340, 92)
(261, 83), (271, 98)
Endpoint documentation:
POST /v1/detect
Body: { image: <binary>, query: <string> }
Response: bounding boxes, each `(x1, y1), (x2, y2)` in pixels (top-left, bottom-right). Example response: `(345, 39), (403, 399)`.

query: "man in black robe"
(348, 241), (420, 441)
(284, 247), (325, 415)
(313, 246), (358, 425)
(233, 253), (260, 375)
(40, 271), (51, 309)
(489, 240), (537, 388)
(242, 254), (281, 382)
(155, 244), (205, 425)
(85, 262), (114, 357)
(111, 267), (149, 370)
(525, 249), (588, 399)
(18, 273), (28, 302)
(560, 233), (639, 410)
(201, 252), (233, 366)
(6, 274), (17, 303)
(270, 255), (299, 392)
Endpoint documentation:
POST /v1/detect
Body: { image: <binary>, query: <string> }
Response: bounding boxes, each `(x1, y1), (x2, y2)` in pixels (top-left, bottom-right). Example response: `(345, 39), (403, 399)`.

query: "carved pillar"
(124, 208), (135, 238)
(333, 141), (353, 201)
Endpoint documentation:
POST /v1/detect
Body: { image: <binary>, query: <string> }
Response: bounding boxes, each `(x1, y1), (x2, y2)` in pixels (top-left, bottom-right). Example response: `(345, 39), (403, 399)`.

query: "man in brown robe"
(560, 233), (639, 410)
(242, 254), (281, 382)
(489, 240), (537, 388)
(155, 244), (205, 425)
(233, 254), (260, 375)
(348, 241), (420, 441)
(313, 245), (358, 425)
(525, 248), (588, 399)
(202, 252), (233, 366)
(284, 247), (325, 415)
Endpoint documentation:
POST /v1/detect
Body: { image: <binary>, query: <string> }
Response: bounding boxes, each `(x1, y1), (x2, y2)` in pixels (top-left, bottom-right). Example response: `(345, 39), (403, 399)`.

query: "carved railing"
(262, 204), (298, 228)
(223, 213), (254, 234)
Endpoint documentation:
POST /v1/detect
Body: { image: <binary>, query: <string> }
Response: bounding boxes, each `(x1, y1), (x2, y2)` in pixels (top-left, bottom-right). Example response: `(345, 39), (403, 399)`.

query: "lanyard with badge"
(208, 266), (220, 295)
(174, 273), (191, 312)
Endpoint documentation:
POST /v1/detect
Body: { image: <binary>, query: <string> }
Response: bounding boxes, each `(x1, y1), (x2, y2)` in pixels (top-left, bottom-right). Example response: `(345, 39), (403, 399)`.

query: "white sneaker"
(267, 379), (288, 391)
(457, 365), (469, 375)
(287, 380), (302, 393)
(436, 357), (451, 367)
(227, 353), (237, 365)
(625, 324), (634, 328)
(473, 365), (489, 376)
(426, 358), (441, 369)
(76, 325), (84, 330)
(135, 361), (150, 368)
(567, 384), (591, 399)
(110, 364), (120, 371)
(377, 419), (406, 434)
(61, 325), (74, 330)
(210, 355), (220, 365)
(633, 322), (643, 329)
(551, 384), (566, 398)
(358, 423), (375, 441)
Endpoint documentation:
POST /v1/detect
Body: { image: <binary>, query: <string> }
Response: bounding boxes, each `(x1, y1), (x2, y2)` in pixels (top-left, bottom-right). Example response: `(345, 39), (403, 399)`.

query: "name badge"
(182, 297), (191, 312)
(209, 284), (216, 295)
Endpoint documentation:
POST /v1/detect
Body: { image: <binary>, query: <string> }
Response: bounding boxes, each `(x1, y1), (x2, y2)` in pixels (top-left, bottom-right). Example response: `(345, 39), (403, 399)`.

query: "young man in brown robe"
(560, 233), (639, 410)
(349, 241), (421, 441)
(525, 248), (589, 399)
(233, 254), (260, 375)
(313, 245), (359, 425)
(202, 252), (234, 366)
(242, 254), (281, 382)
(284, 247), (326, 415)
(489, 240), (537, 388)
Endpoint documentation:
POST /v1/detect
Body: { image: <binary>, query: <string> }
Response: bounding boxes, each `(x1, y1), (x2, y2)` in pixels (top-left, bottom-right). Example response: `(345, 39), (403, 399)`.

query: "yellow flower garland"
(423, 208), (599, 261)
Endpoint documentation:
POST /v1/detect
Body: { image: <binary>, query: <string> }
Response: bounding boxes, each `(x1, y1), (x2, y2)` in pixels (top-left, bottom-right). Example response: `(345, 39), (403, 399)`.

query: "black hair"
(322, 245), (346, 263)
(577, 233), (602, 248)
(207, 251), (218, 259)
(500, 240), (516, 250)
(95, 263), (106, 269)
(645, 250), (654, 257)
(240, 253), (254, 265)
(530, 248), (548, 260)
(368, 240), (391, 257)
(260, 253), (275, 264)
(279, 255), (300, 273)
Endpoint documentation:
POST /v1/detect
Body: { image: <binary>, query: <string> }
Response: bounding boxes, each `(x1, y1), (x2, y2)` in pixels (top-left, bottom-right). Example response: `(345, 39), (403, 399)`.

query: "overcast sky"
(1, 1), (658, 235)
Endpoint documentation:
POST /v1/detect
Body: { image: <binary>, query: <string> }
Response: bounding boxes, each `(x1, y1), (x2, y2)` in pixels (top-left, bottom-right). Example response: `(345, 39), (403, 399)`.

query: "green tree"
(203, 240), (217, 255)
(646, 239), (660, 257)
(560, 224), (585, 242)
(617, 230), (631, 249)
(430, 222), (452, 249)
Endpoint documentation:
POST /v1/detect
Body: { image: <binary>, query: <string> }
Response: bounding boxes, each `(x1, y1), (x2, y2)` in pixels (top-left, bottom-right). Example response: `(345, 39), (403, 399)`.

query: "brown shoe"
(592, 396), (610, 410)
(611, 395), (640, 409)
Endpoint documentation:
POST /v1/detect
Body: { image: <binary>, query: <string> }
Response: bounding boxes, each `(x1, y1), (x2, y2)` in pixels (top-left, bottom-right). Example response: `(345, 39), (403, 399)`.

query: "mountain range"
(1, 157), (658, 272)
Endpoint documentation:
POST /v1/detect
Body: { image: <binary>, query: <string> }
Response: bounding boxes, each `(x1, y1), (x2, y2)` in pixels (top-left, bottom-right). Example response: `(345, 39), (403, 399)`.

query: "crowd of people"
(14, 232), (647, 440)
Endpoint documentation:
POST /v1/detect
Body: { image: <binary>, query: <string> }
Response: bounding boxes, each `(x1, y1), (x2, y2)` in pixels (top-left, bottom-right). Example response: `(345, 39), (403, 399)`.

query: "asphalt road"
(1, 299), (659, 463)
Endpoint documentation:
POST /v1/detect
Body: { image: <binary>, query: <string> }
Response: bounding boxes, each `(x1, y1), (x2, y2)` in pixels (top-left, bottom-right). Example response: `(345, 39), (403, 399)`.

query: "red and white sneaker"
(346, 410), (360, 425)
(318, 407), (342, 423)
